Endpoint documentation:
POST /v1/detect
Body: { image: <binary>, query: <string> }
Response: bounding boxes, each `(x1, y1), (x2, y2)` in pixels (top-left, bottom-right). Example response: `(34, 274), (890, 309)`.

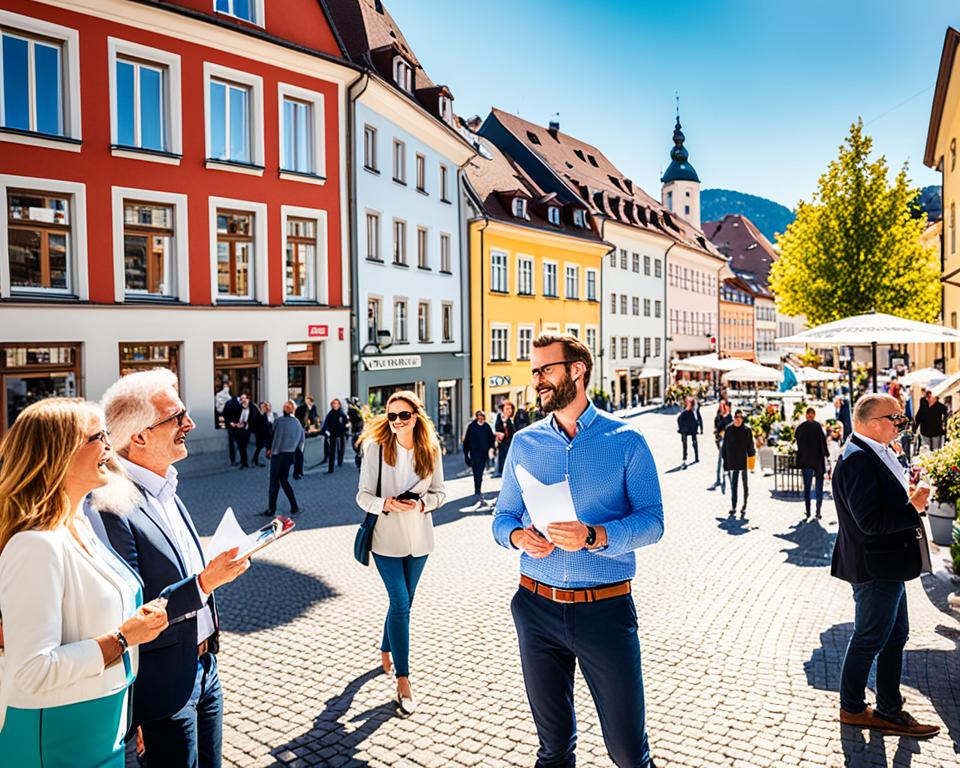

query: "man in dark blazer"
(831, 393), (939, 738)
(221, 393), (251, 469)
(91, 369), (251, 766)
(795, 407), (829, 520)
(463, 410), (496, 502)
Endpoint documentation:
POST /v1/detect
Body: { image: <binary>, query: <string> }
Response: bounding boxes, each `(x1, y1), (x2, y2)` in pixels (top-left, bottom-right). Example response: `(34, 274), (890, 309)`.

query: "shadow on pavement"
(920, 572), (960, 622)
(217, 560), (338, 634)
(268, 667), (394, 768)
(774, 520), (837, 567)
(806, 622), (960, 756)
(715, 515), (757, 536)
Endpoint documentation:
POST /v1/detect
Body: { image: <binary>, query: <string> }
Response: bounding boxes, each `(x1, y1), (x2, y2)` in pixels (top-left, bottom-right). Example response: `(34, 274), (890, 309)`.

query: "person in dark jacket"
(221, 393), (251, 468)
(347, 397), (365, 468)
(677, 397), (702, 468)
(721, 410), (755, 517)
(263, 401), (305, 516)
(914, 391), (948, 451)
(493, 401), (516, 478)
(321, 398), (349, 473)
(830, 393), (939, 738)
(463, 410), (495, 499)
(250, 401), (274, 467)
(713, 400), (733, 491)
(515, 405), (530, 431)
(795, 407), (829, 520)
(835, 389), (853, 443)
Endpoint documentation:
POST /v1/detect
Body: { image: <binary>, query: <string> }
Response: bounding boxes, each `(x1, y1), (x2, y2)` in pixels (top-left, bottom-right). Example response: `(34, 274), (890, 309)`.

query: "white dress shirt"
(853, 431), (909, 492)
(119, 457), (214, 643)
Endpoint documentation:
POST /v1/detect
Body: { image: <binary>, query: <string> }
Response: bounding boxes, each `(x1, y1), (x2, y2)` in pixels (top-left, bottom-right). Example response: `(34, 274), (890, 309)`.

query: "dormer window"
(512, 198), (527, 219)
(548, 206), (560, 226)
(393, 56), (413, 93)
(438, 95), (452, 124)
(573, 209), (586, 228)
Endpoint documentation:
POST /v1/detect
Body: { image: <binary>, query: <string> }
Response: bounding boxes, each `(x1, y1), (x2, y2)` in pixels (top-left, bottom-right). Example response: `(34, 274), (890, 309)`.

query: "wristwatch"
(585, 525), (597, 548)
(114, 629), (129, 654)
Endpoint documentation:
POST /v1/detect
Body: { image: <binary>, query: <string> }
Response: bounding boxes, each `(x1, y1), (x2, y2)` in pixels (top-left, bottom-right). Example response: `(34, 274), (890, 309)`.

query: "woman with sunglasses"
(356, 391), (445, 716)
(0, 398), (168, 767)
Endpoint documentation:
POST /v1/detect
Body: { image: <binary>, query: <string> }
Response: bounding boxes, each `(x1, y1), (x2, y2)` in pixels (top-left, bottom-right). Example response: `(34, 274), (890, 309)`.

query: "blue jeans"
(801, 467), (824, 513)
(511, 587), (653, 768)
(728, 469), (748, 509)
(373, 553), (428, 678)
(839, 580), (909, 716)
(715, 440), (725, 490)
(681, 433), (698, 462)
(141, 653), (222, 768)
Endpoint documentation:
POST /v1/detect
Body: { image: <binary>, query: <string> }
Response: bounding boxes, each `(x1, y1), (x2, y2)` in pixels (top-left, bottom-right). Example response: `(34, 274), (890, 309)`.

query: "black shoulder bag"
(353, 445), (383, 566)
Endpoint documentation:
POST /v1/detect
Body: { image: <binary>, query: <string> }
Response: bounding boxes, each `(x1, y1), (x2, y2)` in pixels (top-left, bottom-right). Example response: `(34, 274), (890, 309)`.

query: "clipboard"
(236, 517), (295, 560)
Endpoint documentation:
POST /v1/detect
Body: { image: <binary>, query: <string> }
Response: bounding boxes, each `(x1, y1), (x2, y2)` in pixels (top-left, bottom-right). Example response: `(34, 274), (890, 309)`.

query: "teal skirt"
(0, 686), (130, 768)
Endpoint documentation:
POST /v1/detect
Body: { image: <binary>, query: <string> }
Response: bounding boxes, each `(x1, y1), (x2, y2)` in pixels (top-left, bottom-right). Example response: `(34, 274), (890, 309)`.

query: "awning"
(630, 367), (663, 379)
(799, 367), (843, 382)
(722, 362), (783, 383)
(672, 352), (746, 372)
(898, 367), (947, 388)
(932, 371), (960, 399)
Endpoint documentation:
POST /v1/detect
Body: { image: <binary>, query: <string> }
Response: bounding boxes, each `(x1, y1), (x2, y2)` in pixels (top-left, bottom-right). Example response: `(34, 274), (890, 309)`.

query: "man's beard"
(538, 372), (577, 413)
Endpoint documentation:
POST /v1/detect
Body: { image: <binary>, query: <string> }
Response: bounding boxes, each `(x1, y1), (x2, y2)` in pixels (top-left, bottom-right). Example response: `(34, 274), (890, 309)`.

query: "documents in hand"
(205, 507), (295, 561)
(514, 465), (579, 542)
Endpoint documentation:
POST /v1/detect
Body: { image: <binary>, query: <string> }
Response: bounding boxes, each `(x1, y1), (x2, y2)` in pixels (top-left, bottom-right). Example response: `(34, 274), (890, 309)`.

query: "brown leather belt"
(520, 575), (631, 604)
(198, 639), (210, 657)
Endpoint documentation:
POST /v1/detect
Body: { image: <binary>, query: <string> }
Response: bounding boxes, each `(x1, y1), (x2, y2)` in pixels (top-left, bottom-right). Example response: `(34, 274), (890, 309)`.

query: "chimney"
(548, 118), (560, 137)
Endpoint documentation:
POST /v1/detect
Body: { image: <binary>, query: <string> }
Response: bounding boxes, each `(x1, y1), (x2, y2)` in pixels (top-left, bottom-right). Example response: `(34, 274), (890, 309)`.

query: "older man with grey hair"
(262, 399), (304, 517)
(831, 392), (938, 739)
(88, 368), (250, 767)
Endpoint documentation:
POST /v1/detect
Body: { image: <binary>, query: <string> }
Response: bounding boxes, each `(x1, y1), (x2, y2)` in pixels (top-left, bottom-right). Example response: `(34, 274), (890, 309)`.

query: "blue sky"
(387, 0), (956, 210)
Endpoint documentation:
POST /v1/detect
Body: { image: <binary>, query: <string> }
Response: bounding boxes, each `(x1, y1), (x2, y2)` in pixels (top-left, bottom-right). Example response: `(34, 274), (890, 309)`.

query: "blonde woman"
(356, 391), (445, 715)
(0, 399), (168, 767)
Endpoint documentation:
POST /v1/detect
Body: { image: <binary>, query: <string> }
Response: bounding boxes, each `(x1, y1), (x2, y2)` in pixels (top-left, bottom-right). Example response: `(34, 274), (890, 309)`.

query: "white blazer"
(357, 440), (446, 557)
(0, 527), (139, 729)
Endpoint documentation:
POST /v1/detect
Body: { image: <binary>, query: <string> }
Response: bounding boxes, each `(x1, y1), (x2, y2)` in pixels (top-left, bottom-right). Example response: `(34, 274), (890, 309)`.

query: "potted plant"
(916, 446), (960, 546)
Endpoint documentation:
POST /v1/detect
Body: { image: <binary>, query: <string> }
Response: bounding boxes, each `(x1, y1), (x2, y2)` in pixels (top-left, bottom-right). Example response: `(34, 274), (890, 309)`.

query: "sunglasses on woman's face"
(86, 430), (111, 446)
(387, 411), (414, 422)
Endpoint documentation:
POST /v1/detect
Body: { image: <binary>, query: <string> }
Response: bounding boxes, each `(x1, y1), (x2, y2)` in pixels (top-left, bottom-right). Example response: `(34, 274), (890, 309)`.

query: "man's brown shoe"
(840, 706), (940, 738)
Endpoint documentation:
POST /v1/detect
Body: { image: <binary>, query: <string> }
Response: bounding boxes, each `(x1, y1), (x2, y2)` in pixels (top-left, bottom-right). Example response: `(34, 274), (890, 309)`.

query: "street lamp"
(361, 329), (394, 356)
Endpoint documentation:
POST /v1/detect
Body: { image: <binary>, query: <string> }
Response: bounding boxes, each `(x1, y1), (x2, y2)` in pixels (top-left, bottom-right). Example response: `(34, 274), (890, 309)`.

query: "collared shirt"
(852, 431), (909, 492)
(119, 457), (214, 643)
(239, 406), (249, 426)
(493, 402), (664, 588)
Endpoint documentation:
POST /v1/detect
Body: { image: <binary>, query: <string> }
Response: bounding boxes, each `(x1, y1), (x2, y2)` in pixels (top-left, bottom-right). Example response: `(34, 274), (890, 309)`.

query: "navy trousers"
(141, 653), (222, 768)
(511, 587), (653, 768)
(801, 467), (825, 513)
(268, 452), (299, 513)
(839, 580), (909, 716)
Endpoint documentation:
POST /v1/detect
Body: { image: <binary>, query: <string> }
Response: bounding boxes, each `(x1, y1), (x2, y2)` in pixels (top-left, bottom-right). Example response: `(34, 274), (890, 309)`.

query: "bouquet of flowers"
(916, 443), (960, 505)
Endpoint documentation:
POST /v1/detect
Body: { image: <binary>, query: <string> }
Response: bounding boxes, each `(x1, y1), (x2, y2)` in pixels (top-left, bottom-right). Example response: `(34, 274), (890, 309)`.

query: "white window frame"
(439, 164), (450, 202)
(655, 299), (662, 318)
(585, 326), (598, 357)
(415, 152), (427, 193)
(363, 123), (377, 171)
(111, 186), (189, 303)
(213, 0), (265, 26)
(512, 198), (528, 218)
(586, 268), (597, 301)
(441, 301), (454, 343)
(543, 260), (558, 297)
(439, 232), (452, 273)
(393, 56), (413, 93)
(417, 225), (429, 269)
(367, 294), (383, 344)
(277, 82), (325, 182)
(517, 255), (534, 295)
(281, 205), (327, 304)
(107, 38), (182, 163)
(393, 296), (408, 343)
(365, 209), (381, 261)
(564, 263), (579, 299)
(566, 324), (580, 339)
(517, 324), (534, 361)
(490, 323), (510, 362)
(573, 209), (586, 227)
(417, 300), (431, 342)
(548, 206), (560, 225)
(491, 249), (508, 292)
(643, 298), (651, 317)
(203, 62), (264, 174)
(0, 11), (82, 151)
(0, 174), (88, 299)
(633, 337), (642, 359)
(207, 196), (268, 303)
(392, 139), (406, 183)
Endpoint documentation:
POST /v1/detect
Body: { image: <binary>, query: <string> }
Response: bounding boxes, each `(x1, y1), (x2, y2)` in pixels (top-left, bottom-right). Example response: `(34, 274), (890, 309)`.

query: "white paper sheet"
(204, 507), (248, 561)
(514, 465), (579, 541)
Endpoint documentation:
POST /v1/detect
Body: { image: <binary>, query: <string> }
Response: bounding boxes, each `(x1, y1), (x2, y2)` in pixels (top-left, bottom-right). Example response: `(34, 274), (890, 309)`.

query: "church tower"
(660, 111), (701, 229)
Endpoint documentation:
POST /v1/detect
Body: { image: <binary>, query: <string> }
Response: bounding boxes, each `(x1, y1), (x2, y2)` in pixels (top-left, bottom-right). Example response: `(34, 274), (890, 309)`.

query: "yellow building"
(463, 137), (609, 413)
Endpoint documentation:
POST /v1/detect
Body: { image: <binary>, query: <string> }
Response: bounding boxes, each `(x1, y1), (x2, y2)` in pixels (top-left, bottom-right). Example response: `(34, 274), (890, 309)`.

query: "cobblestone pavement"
(175, 406), (960, 768)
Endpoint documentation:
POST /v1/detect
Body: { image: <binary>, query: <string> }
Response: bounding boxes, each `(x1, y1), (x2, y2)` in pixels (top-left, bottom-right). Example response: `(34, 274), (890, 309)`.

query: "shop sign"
(489, 375), (511, 387)
(364, 355), (422, 371)
(308, 324), (328, 338)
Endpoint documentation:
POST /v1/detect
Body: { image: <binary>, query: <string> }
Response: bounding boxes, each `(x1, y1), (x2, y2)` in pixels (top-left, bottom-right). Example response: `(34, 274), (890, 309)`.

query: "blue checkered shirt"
(492, 402), (664, 588)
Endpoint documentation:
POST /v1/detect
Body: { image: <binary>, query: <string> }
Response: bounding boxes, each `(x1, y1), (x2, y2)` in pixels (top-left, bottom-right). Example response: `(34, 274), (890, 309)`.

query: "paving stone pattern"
(176, 407), (960, 767)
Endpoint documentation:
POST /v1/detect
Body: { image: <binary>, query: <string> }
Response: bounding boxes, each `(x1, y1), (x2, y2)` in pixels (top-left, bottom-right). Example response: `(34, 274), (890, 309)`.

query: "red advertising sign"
(338, 327), (344, 341)
(308, 324), (328, 338)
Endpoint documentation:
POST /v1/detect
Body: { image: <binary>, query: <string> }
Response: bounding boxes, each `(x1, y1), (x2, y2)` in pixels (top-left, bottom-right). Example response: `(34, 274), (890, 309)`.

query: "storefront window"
(119, 342), (180, 381)
(1, 344), (81, 434)
(213, 341), (261, 427)
(7, 190), (71, 291)
(367, 382), (425, 413)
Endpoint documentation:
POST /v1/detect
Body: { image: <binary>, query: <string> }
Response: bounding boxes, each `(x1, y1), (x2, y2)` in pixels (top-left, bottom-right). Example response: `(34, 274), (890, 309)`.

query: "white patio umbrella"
(722, 362), (783, 383)
(672, 352), (746, 372)
(898, 367), (947, 388)
(799, 367), (843, 382)
(776, 312), (960, 391)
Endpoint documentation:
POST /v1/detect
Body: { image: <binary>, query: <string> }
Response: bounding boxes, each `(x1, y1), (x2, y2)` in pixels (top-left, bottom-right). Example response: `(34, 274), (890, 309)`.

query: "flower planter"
(928, 501), (957, 546)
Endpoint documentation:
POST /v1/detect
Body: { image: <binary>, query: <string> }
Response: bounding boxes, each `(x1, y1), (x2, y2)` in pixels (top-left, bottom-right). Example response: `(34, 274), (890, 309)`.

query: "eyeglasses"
(530, 360), (572, 379)
(86, 430), (111, 446)
(146, 408), (188, 431)
(387, 411), (414, 422)
(874, 413), (909, 426)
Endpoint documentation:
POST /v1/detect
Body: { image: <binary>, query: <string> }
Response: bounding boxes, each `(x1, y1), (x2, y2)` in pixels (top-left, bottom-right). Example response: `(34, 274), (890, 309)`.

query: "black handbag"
(353, 445), (383, 566)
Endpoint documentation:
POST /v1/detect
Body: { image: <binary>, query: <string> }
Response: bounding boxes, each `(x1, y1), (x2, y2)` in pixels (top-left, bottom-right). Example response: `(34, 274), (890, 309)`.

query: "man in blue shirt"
(493, 334), (663, 768)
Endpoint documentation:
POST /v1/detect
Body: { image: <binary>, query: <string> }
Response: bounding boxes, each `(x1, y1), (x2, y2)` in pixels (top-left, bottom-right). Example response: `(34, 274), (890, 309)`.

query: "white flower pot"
(928, 501), (957, 546)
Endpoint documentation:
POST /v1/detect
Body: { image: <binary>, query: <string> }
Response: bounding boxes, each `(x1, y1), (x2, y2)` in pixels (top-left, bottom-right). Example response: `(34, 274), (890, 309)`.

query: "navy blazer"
(92, 486), (218, 726)
(830, 435), (923, 584)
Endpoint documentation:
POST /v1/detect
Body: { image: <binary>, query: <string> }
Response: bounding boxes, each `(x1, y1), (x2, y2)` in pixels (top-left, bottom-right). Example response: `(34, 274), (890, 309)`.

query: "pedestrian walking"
(914, 390), (947, 451)
(677, 397), (702, 468)
(222, 392), (251, 468)
(713, 400), (733, 492)
(263, 401), (305, 516)
(795, 406), (829, 520)
(493, 333), (663, 768)
(722, 409), (755, 517)
(321, 399), (349, 473)
(463, 410), (495, 501)
(836, 389), (853, 443)
(90, 369), (251, 767)
(831, 393), (939, 738)
(0, 398), (169, 768)
(515, 404), (531, 431)
(250, 401), (274, 467)
(493, 400), (517, 478)
(356, 391), (446, 716)
(347, 397), (365, 468)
